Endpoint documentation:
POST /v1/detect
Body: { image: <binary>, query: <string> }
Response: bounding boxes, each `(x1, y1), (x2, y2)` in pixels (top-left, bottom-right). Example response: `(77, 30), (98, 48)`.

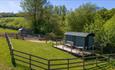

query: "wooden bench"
(65, 41), (74, 47)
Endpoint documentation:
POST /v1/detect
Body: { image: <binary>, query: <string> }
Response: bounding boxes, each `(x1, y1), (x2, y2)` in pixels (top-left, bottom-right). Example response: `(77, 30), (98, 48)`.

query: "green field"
(0, 38), (77, 70)
(0, 28), (114, 70)
(0, 17), (30, 29)
(0, 37), (114, 70)
(0, 28), (17, 33)
(12, 39), (75, 59)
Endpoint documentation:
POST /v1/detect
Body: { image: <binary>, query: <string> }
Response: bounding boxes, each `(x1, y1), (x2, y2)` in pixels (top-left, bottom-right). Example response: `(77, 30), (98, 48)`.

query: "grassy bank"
(0, 17), (30, 29)
(0, 28), (17, 33)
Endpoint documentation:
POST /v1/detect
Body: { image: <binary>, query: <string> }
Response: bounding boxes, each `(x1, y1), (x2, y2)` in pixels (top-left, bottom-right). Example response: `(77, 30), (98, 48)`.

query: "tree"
(16, 12), (25, 17)
(84, 8), (115, 53)
(67, 3), (97, 32)
(44, 5), (67, 37)
(20, 0), (67, 36)
(60, 5), (68, 32)
(103, 15), (115, 44)
(20, 0), (48, 34)
(0, 12), (16, 17)
(84, 8), (115, 46)
(84, 13), (105, 41)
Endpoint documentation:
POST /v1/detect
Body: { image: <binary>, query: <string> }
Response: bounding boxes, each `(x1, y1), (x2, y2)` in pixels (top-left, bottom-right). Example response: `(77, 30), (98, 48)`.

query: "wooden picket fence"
(5, 33), (115, 70)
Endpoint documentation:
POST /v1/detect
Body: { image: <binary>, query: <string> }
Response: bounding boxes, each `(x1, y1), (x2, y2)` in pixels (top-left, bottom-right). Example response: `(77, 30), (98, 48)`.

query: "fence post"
(60, 40), (62, 45)
(56, 40), (57, 46)
(96, 56), (98, 67)
(5, 33), (16, 67)
(20, 33), (24, 40)
(15, 34), (18, 39)
(22, 34), (25, 40)
(83, 57), (85, 70)
(67, 59), (69, 70)
(52, 42), (54, 47)
(46, 39), (47, 44)
(108, 55), (110, 63)
(11, 49), (16, 67)
(29, 55), (32, 70)
(48, 60), (50, 70)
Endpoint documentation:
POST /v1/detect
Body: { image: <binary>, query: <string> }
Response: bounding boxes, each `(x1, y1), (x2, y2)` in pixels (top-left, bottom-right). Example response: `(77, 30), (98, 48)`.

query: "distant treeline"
(0, 12), (25, 17)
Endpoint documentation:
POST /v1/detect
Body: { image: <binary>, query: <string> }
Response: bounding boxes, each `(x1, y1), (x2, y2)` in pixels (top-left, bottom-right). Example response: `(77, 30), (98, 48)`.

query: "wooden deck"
(54, 45), (93, 56)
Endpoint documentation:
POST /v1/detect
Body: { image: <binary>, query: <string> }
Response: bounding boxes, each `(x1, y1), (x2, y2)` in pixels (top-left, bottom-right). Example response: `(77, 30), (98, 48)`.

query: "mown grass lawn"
(0, 28), (17, 33)
(11, 39), (77, 59)
(0, 38), (77, 70)
(0, 38), (26, 70)
(0, 37), (115, 70)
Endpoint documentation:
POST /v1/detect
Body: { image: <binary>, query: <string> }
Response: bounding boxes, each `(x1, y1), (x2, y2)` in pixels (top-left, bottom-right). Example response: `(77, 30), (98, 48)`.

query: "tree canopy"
(67, 3), (96, 32)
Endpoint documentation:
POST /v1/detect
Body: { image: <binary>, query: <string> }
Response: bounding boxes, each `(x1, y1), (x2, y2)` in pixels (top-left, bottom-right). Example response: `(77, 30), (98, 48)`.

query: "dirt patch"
(26, 40), (56, 44)
(27, 40), (49, 43)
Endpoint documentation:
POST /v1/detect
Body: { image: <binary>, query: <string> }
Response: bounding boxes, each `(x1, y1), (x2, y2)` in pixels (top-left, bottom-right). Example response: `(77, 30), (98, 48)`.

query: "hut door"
(88, 36), (94, 50)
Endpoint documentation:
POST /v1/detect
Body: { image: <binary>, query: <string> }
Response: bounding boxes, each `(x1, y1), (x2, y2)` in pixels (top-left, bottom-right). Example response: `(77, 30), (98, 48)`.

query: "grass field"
(0, 38), (77, 70)
(12, 39), (75, 59)
(0, 37), (115, 70)
(0, 17), (30, 29)
(0, 28), (17, 33)
(0, 28), (114, 70)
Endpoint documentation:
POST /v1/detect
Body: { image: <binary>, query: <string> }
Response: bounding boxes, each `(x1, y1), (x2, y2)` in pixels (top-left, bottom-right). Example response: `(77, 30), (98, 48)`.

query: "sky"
(0, 0), (115, 13)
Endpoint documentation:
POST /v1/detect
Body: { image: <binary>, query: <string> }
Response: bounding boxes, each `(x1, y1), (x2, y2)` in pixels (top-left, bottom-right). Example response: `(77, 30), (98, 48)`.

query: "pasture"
(0, 37), (115, 70)
(0, 28), (114, 70)
(0, 17), (30, 29)
(0, 38), (77, 70)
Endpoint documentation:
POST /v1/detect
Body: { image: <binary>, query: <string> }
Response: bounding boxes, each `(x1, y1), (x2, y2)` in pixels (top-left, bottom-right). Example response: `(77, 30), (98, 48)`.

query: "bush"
(103, 15), (115, 44)
(47, 32), (56, 40)
(0, 17), (30, 29)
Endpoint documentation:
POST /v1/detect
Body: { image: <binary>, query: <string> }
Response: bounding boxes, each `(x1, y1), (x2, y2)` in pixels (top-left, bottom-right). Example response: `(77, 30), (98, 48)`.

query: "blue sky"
(0, 0), (115, 13)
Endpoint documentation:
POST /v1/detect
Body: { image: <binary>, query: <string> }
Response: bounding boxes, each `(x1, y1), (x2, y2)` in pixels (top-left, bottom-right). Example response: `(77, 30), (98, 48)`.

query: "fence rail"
(11, 49), (115, 70)
(0, 33), (24, 39)
(13, 49), (48, 70)
(5, 33), (115, 70)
